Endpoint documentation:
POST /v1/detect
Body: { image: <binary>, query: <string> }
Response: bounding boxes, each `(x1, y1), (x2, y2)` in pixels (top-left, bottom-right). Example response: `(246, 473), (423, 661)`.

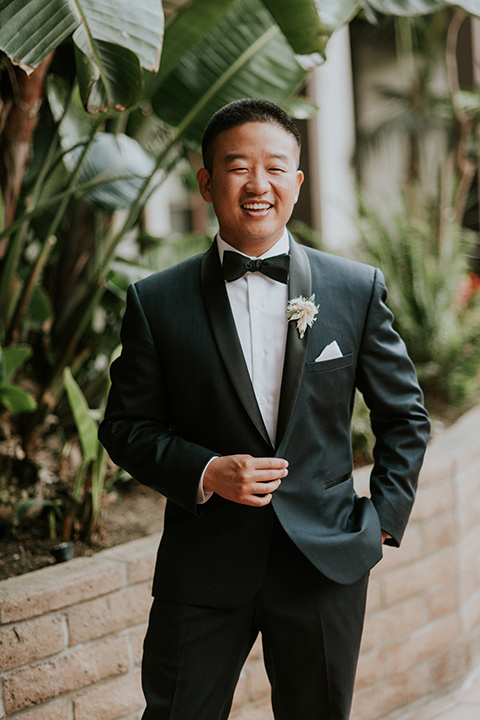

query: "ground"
(0, 482), (165, 581)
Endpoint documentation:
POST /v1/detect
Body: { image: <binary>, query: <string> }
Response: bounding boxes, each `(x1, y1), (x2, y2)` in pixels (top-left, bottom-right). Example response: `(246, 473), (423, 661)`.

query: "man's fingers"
(244, 457), (288, 484)
(247, 493), (274, 507)
(253, 467), (288, 483)
(252, 457), (289, 471)
(202, 454), (288, 506)
(252, 478), (283, 495)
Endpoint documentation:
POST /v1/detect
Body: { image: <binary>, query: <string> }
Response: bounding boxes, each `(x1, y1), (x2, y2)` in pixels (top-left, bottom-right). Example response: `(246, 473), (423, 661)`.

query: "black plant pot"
(51, 541), (74, 563)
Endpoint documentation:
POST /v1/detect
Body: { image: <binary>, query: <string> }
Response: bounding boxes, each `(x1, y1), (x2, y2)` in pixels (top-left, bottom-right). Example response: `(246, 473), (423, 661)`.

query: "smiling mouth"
(241, 202), (273, 212)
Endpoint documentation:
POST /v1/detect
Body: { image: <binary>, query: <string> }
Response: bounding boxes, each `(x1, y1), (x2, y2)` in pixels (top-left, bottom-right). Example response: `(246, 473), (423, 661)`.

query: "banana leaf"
(46, 76), (100, 151)
(362, 0), (478, 17)
(362, 0), (445, 13)
(156, 0), (235, 83)
(263, 0), (480, 58)
(0, 0), (163, 71)
(41, 76), (154, 210)
(45, 78), (156, 209)
(262, 0), (358, 60)
(0, 0), (78, 71)
(283, 97), (319, 119)
(69, 133), (157, 210)
(150, 0), (308, 147)
(74, 39), (143, 113)
(0, 0), (164, 111)
(73, 0), (164, 71)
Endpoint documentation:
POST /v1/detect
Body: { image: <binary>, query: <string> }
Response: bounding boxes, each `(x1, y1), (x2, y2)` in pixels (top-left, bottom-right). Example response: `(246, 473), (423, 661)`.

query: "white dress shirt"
(197, 231), (290, 502)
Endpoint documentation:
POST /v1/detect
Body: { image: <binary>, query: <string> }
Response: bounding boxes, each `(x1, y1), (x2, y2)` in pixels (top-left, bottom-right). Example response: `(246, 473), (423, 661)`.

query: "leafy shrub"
(356, 193), (480, 414)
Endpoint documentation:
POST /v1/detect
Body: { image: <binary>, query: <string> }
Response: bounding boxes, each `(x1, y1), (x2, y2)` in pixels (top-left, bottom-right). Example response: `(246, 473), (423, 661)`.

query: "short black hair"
(201, 98), (301, 173)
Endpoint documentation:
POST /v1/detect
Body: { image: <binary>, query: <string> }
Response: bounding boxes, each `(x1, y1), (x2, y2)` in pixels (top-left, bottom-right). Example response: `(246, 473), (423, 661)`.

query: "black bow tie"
(222, 251), (290, 284)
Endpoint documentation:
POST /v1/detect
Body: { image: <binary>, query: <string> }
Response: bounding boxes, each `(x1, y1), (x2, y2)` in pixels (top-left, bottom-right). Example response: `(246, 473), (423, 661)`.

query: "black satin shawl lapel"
(200, 242), (272, 448)
(275, 239), (312, 447)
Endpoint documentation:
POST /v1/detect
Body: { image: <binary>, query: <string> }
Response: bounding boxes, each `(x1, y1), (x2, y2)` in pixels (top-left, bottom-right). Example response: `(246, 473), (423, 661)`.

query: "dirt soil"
(0, 483), (165, 581)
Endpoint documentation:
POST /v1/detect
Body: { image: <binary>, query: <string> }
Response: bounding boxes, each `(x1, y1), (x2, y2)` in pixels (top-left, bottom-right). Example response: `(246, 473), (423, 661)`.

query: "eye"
(229, 167), (248, 173)
(269, 167), (285, 173)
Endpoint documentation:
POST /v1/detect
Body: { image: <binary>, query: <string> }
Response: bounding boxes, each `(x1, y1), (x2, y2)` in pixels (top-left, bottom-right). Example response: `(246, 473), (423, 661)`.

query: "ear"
(294, 170), (304, 203)
(197, 168), (213, 203)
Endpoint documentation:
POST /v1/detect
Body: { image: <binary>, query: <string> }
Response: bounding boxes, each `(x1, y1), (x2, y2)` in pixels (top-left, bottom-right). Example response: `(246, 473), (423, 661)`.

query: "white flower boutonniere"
(286, 295), (319, 339)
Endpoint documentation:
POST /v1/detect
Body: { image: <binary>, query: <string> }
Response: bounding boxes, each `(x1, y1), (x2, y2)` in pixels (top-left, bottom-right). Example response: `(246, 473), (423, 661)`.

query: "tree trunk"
(0, 53), (54, 257)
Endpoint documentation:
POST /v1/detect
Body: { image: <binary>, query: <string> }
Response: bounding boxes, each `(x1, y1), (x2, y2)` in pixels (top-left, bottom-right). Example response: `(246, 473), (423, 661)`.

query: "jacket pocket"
(307, 352), (353, 374)
(324, 472), (353, 490)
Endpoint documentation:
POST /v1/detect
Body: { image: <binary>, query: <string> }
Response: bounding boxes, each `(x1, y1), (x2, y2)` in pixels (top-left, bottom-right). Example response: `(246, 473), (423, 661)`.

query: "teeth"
(242, 203), (271, 210)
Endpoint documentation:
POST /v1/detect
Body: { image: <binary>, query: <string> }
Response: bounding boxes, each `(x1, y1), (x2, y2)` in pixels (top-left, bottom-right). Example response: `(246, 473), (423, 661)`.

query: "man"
(99, 98), (430, 720)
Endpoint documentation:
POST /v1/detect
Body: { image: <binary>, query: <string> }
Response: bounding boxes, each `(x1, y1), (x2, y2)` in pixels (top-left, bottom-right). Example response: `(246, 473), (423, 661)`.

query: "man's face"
(197, 121), (304, 257)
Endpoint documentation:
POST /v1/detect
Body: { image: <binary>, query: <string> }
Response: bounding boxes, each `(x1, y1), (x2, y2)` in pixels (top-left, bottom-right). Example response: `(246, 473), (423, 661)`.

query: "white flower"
(286, 295), (319, 339)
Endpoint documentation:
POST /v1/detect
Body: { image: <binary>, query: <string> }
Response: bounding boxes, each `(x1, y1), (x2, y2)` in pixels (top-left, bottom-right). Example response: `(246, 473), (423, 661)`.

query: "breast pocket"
(304, 353), (354, 407)
(306, 352), (353, 374)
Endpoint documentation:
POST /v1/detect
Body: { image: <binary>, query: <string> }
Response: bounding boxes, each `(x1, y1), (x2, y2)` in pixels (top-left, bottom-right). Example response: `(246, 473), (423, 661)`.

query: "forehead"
(211, 121), (299, 166)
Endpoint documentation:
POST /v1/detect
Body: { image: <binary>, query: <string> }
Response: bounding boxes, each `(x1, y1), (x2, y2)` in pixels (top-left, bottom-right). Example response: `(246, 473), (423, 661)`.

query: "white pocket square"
(315, 341), (343, 362)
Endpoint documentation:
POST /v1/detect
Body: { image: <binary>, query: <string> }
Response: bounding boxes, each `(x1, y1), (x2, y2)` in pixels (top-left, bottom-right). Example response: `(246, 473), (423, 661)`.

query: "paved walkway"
(393, 666), (480, 720)
(232, 666), (480, 720)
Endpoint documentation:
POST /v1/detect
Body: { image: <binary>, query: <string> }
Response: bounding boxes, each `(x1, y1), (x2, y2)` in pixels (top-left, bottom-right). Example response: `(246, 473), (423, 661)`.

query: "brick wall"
(0, 536), (156, 719)
(351, 403), (480, 720)
(1, 404), (480, 720)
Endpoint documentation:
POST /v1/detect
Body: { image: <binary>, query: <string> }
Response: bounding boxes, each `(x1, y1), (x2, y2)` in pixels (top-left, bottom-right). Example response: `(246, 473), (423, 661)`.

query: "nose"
(245, 169), (270, 194)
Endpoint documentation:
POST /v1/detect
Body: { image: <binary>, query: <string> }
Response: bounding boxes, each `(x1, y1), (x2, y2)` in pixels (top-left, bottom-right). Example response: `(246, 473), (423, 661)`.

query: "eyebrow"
(224, 152), (290, 163)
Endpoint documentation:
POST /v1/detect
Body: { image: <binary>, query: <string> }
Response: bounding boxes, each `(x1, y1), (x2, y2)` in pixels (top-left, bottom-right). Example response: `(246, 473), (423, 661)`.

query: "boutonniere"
(286, 295), (319, 339)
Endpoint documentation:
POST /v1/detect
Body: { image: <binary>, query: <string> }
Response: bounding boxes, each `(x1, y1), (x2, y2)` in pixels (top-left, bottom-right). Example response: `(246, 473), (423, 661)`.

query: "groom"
(99, 98), (430, 720)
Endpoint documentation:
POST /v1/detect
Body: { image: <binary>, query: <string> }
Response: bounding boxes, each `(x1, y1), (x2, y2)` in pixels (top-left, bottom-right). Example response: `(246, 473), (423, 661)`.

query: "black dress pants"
(141, 521), (369, 720)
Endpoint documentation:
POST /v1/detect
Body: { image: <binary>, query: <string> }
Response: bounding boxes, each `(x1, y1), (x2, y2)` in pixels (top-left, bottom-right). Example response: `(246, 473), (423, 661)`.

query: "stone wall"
(1, 405), (479, 720)
(352, 403), (480, 719)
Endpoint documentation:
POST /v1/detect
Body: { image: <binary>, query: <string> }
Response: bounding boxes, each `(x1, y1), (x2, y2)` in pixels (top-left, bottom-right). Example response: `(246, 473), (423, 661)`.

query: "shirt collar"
(216, 230), (290, 265)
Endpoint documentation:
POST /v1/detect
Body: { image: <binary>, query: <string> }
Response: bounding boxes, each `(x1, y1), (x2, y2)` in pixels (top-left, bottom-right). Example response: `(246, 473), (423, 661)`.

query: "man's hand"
(381, 531), (391, 544)
(203, 455), (288, 507)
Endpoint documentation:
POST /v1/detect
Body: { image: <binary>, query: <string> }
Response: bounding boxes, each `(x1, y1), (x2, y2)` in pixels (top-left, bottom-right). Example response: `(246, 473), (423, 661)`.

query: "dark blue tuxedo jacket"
(99, 238), (430, 607)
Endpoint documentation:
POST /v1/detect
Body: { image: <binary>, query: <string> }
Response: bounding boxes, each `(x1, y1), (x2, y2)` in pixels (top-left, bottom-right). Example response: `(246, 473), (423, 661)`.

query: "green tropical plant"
(0, 0), (325, 540)
(15, 496), (63, 540)
(351, 5), (480, 424)
(0, 0), (324, 435)
(356, 8), (480, 227)
(1, 0), (479, 542)
(356, 191), (480, 412)
(0, 343), (37, 415)
(14, 363), (119, 542)
(356, 14), (451, 183)
(351, 391), (375, 466)
(1, 1), (478, 425)
(0, 0), (165, 113)
(61, 366), (113, 541)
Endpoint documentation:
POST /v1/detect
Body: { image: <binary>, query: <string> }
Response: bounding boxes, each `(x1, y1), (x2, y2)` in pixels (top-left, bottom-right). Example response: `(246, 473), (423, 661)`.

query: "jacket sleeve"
(98, 283), (215, 516)
(355, 268), (430, 546)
